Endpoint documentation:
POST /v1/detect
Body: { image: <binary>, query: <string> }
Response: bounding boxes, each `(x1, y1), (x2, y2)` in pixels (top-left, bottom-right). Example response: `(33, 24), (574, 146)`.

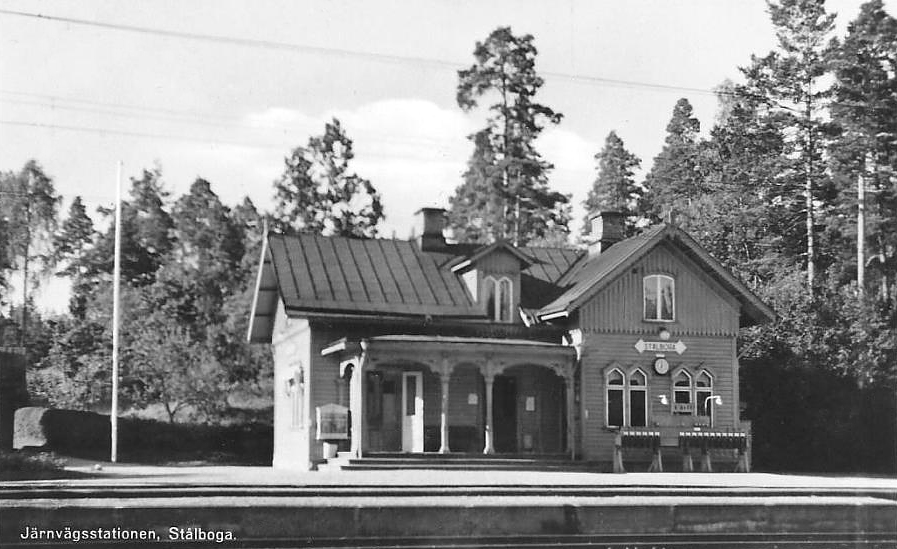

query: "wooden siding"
(579, 243), (740, 336)
(578, 332), (737, 462)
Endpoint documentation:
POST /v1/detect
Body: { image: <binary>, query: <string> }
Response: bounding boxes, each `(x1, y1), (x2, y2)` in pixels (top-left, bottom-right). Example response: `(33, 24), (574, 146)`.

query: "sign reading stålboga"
(634, 339), (687, 354)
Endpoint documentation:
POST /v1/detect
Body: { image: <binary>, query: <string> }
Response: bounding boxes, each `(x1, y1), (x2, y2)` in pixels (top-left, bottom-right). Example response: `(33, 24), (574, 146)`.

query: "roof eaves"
(247, 227), (273, 343)
(667, 228), (776, 325)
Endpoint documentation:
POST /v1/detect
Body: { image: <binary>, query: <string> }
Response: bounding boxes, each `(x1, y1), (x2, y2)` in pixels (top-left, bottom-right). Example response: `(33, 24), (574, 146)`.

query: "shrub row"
(14, 407), (272, 464)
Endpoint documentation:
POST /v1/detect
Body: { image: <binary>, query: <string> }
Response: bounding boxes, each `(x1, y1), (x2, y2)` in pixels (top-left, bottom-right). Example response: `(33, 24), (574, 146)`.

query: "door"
(402, 371), (424, 452)
(493, 375), (518, 453)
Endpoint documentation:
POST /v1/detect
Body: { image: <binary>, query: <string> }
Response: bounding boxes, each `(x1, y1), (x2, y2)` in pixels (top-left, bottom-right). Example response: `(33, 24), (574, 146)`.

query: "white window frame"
(628, 368), (648, 428)
(643, 274), (675, 322)
(483, 275), (514, 323)
(605, 367), (626, 428)
(605, 366), (649, 428)
(672, 368), (693, 415)
(695, 370), (714, 426)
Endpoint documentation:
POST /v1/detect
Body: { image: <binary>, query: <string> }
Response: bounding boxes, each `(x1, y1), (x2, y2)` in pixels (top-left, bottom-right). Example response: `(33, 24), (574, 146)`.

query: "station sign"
(634, 338), (687, 355)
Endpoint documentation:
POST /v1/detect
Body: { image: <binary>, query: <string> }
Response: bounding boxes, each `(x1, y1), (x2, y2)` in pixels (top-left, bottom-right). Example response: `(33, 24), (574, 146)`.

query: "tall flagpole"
(111, 161), (123, 463)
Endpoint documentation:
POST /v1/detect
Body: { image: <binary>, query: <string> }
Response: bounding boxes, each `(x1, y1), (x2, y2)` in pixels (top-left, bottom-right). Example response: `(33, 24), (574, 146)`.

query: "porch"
(322, 335), (578, 459)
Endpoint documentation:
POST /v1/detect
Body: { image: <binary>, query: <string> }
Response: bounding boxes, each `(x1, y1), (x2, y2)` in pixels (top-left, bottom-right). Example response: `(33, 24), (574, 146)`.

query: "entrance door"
(493, 375), (517, 453)
(401, 371), (424, 452)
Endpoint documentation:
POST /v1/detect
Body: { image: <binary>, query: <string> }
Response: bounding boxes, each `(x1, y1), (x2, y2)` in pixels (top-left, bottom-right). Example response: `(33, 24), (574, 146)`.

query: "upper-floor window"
(644, 274), (675, 321)
(484, 276), (513, 322)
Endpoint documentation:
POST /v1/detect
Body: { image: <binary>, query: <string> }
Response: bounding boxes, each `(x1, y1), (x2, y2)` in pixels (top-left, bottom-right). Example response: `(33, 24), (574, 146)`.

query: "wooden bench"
(613, 428), (749, 473)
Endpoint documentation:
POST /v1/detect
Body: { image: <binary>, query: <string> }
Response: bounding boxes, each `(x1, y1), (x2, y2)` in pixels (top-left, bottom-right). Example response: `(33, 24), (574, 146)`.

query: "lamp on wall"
(704, 395), (722, 409)
(658, 327), (671, 341)
(658, 394), (669, 406)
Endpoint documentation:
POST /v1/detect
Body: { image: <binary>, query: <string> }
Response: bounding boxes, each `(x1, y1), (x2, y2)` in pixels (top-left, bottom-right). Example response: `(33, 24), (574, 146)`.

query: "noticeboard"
(316, 403), (349, 440)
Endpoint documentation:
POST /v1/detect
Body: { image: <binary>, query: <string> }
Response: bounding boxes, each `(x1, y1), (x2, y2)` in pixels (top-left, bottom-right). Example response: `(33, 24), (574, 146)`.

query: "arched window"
(628, 369), (648, 427)
(644, 274), (675, 321)
(695, 370), (714, 424)
(498, 277), (512, 322)
(606, 368), (625, 427)
(483, 276), (514, 322)
(672, 369), (692, 415)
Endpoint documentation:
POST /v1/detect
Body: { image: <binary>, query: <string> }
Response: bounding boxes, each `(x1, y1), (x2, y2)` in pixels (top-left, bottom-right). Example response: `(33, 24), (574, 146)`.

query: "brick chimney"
(415, 207), (447, 251)
(588, 211), (624, 257)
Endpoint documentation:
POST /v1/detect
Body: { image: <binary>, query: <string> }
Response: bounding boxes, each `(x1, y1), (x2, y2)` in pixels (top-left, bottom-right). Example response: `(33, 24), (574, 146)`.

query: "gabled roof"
(536, 224), (775, 327)
(448, 240), (535, 272)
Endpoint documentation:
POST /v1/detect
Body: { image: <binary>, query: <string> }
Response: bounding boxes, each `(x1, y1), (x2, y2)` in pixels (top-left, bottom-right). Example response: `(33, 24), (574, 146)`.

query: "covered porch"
(322, 336), (578, 459)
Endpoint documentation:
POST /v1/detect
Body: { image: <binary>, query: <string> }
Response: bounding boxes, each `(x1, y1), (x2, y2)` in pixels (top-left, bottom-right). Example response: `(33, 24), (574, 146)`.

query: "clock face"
(654, 357), (670, 375)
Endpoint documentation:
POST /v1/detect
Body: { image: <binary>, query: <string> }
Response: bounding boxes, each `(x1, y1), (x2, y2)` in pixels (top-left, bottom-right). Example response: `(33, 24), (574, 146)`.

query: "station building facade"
(248, 209), (774, 470)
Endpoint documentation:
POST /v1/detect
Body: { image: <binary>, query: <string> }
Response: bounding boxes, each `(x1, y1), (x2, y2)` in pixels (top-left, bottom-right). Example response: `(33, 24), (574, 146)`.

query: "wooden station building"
(248, 209), (774, 470)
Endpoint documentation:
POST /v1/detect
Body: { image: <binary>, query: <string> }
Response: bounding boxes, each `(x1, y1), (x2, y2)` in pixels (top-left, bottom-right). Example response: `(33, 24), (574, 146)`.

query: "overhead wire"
(0, 8), (727, 98)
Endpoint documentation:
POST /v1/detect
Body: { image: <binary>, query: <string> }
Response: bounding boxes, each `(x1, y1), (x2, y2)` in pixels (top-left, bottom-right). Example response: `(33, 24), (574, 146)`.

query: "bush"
(14, 407), (272, 464)
(0, 450), (67, 480)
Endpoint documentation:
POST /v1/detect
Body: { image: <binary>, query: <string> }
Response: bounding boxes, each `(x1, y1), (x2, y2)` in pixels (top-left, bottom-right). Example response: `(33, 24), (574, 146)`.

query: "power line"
(0, 96), (249, 132)
(0, 8), (725, 97)
(0, 119), (284, 149)
(0, 89), (245, 123)
(0, 8), (460, 69)
(0, 92), (473, 151)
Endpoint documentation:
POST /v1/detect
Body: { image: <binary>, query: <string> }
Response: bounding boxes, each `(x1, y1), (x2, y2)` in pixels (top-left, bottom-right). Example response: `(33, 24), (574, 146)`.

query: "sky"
(1, 0), (893, 312)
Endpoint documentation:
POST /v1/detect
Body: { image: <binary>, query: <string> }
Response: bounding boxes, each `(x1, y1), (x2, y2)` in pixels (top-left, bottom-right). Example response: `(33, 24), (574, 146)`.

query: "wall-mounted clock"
(653, 357), (670, 375)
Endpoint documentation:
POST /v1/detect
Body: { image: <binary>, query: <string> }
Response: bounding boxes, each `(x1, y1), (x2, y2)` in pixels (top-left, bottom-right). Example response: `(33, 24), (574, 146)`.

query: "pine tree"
(0, 160), (61, 344)
(53, 196), (95, 277)
(830, 0), (897, 301)
(449, 26), (569, 246)
(583, 131), (642, 235)
(272, 118), (383, 238)
(691, 82), (791, 284)
(641, 98), (704, 222)
(742, 0), (837, 291)
(53, 196), (97, 318)
(172, 178), (244, 277)
(87, 167), (174, 285)
(449, 130), (505, 243)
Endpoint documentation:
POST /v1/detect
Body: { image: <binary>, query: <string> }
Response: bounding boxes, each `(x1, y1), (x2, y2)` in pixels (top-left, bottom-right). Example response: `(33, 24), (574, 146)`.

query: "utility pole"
(19, 172), (32, 348)
(857, 154), (866, 297)
(110, 161), (123, 463)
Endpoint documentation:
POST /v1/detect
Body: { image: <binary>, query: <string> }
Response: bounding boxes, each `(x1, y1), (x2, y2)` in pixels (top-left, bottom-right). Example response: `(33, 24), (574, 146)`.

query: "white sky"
(1, 0), (892, 312)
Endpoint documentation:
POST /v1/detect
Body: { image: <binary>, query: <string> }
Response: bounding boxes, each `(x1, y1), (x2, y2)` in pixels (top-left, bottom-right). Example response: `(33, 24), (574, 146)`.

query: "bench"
(613, 428), (750, 473)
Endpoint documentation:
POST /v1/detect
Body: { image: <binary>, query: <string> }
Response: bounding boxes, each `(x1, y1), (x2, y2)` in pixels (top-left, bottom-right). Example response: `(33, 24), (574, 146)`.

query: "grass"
(0, 450), (76, 480)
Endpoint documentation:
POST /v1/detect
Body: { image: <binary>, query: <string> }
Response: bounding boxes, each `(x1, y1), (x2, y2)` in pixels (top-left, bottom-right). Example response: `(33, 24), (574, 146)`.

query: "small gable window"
(644, 274), (675, 321)
(484, 276), (513, 322)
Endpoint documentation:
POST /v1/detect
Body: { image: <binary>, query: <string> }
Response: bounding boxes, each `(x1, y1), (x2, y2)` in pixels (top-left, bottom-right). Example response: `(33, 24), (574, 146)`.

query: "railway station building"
(247, 208), (774, 470)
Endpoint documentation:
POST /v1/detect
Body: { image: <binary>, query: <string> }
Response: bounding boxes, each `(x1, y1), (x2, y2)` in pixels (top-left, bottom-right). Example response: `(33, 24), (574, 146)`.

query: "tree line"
(0, 0), (895, 471)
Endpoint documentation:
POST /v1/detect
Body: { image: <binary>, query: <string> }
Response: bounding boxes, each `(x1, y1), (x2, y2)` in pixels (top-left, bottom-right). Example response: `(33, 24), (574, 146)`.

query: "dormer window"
(644, 274), (675, 321)
(484, 276), (513, 322)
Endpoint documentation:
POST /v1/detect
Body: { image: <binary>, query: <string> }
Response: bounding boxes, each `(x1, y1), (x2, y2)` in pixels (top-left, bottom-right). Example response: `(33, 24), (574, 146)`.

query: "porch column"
(347, 361), (365, 458)
(565, 374), (575, 460)
(438, 373), (451, 453)
(483, 373), (495, 454)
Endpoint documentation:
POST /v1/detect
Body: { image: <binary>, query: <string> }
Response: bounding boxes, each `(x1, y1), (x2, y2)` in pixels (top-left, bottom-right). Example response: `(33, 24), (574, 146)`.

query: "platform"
(2, 465), (896, 547)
